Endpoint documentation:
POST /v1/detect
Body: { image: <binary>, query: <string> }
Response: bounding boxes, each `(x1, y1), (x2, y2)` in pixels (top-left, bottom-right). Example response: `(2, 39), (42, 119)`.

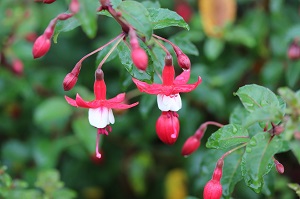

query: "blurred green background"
(0, 0), (300, 198)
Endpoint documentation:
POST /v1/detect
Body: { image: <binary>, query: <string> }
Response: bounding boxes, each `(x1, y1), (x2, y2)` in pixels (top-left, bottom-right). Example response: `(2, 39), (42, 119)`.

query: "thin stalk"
(220, 142), (248, 160)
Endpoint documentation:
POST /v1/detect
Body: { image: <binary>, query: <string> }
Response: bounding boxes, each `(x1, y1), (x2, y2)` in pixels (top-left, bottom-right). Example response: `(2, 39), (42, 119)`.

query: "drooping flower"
(65, 69), (138, 158)
(132, 55), (201, 112)
(181, 135), (201, 156)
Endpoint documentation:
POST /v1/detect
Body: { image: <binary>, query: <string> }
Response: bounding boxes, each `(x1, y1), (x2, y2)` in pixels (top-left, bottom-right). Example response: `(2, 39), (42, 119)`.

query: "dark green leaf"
(242, 106), (284, 128)
(148, 8), (189, 30)
(72, 116), (97, 154)
(204, 38), (224, 61)
(76, 0), (98, 38)
(53, 16), (80, 43)
(169, 32), (199, 56)
(206, 124), (249, 149)
(139, 94), (156, 118)
(222, 149), (243, 198)
(234, 84), (280, 112)
(141, 1), (160, 9)
(117, 41), (153, 82)
(286, 60), (300, 88)
(34, 97), (72, 133)
(241, 133), (283, 193)
(229, 105), (249, 125)
(117, 1), (152, 40)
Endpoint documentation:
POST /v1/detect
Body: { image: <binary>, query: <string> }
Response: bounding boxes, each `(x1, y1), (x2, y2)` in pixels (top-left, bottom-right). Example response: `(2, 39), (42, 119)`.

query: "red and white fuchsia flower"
(156, 111), (180, 144)
(65, 69), (138, 158)
(132, 55), (202, 112)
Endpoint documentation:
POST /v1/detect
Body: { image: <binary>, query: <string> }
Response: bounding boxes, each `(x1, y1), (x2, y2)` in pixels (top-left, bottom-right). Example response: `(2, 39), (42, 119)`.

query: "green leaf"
(229, 105), (249, 125)
(206, 124), (250, 149)
(169, 32), (199, 56)
(139, 94), (156, 119)
(224, 26), (256, 48)
(241, 133), (283, 193)
(53, 16), (80, 43)
(117, 41), (153, 82)
(76, 0), (98, 38)
(149, 45), (165, 73)
(286, 60), (300, 88)
(52, 188), (77, 199)
(116, 1), (152, 40)
(242, 106), (284, 128)
(148, 8), (189, 30)
(278, 87), (300, 108)
(290, 140), (300, 164)
(72, 116), (97, 154)
(204, 38), (224, 61)
(34, 97), (72, 133)
(234, 84), (280, 112)
(35, 170), (63, 194)
(222, 149), (243, 198)
(141, 1), (160, 9)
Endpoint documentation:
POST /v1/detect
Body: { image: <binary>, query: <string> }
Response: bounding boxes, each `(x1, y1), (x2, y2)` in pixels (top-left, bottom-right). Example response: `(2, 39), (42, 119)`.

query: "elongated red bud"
(32, 35), (51, 59)
(203, 159), (224, 199)
(131, 48), (148, 71)
(57, 13), (73, 20)
(70, 0), (80, 14)
(177, 53), (191, 70)
(274, 159), (284, 174)
(63, 72), (78, 91)
(43, 0), (56, 4)
(156, 111), (180, 145)
(181, 136), (200, 156)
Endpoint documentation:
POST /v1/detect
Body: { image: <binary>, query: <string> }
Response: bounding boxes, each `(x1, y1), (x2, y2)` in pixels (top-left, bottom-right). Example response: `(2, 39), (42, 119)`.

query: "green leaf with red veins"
(147, 8), (189, 30)
(234, 84), (280, 112)
(76, 0), (98, 38)
(116, 1), (153, 41)
(206, 124), (250, 149)
(241, 132), (283, 193)
(53, 16), (80, 43)
(117, 41), (153, 83)
(221, 148), (243, 198)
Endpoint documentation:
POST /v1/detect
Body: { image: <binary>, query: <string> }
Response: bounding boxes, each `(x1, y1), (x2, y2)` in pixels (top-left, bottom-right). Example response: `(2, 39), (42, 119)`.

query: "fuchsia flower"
(132, 55), (201, 112)
(65, 69), (138, 158)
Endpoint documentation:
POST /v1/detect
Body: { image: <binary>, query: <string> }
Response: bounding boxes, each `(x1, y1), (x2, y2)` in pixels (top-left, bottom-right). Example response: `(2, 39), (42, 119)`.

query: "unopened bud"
(131, 48), (148, 71)
(203, 179), (223, 199)
(32, 35), (51, 59)
(63, 72), (78, 91)
(288, 43), (300, 60)
(177, 53), (191, 70)
(57, 13), (72, 20)
(274, 159), (284, 174)
(181, 136), (200, 156)
(43, 0), (56, 4)
(12, 59), (23, 76)
(69, 0), (80, 14)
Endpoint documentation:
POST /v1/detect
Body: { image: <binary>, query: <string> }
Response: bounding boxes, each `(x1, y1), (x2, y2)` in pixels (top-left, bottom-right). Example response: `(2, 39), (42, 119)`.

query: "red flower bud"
(274, 159), (284, 174)
(63, 72), (78, 91)
(177, 53), (191, 70)
(57, 13), (72, 20)
(203, 179), (222, 199)
(131, 48), (148, 71)
(70, 0), (80, 14)
(43, 0), (56, 4)
(25, 32), (38, 43)
(156, 111), (180, 145)
(175, 1), (193, 23)
(12, 59), (23, 76)
(287, 43), (300, 60)
(181, 136), (200, 156)
(32, 35), (51, 59)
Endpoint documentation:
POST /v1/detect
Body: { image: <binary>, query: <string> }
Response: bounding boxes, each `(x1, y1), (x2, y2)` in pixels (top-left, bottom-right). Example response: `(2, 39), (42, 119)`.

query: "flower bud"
(63, 72), (78, 91)
(175, 1), (192, 23)
(131, 48), (148, 71)
(69, 0), (80, 14)
(32, 35), (51, 59)
(274, 159), (284, 174)
(287, 43), (300, 60)
(181, 136), (200, 156)
(57, 13), (72, 20)
(43, 0), (56, 4)
(156, 111), (180, 145)
(12, 59), (23, 76)
(203, 179), (222, 199)
(177, 53), (191, 70)
(25, 32), (38, 43)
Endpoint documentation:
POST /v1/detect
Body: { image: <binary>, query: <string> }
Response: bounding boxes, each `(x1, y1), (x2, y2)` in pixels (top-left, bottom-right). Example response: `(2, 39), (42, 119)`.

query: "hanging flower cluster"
(32, 0), (201, 159)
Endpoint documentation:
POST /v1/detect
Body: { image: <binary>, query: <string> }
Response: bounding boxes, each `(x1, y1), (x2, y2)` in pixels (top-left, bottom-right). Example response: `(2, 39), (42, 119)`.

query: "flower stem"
(194, 121), (224, 140)
(220, 142), (248, 160)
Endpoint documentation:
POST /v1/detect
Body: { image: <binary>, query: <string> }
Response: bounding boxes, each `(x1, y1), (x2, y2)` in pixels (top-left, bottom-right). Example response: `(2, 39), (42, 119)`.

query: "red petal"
(132, 78), (163, 94)
(106, 101), (139, 110)
(107, 93), (126, 103)
(65, 95), (78, 107)
(173, 76), (202, 93)
(174, 70), (190, 85)
(75, 94), (101, 108)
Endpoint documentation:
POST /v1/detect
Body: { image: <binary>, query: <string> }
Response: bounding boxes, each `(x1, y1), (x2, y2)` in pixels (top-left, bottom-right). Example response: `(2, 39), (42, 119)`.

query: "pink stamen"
(95, 133), (102, 159)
